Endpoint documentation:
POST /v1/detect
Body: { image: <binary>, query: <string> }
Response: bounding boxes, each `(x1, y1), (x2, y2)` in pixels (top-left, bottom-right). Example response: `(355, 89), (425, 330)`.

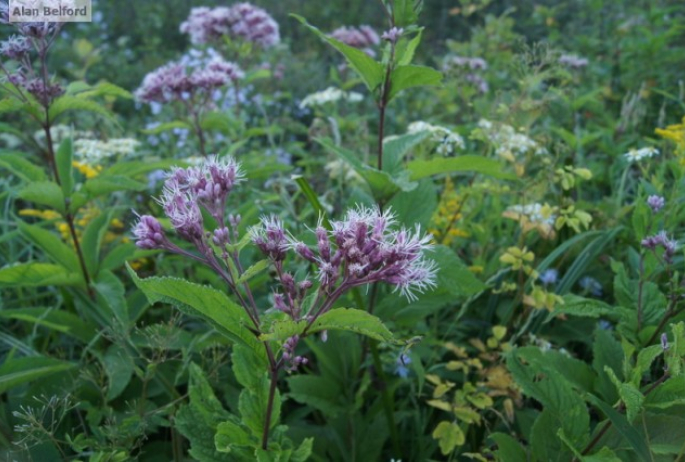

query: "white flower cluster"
(478, 119), (547, 159)
(506, 203), (556, 226)
(407, 121), (465, 155)
(299, 87), (363, 108)
(623, 146), (659, 163)
(74, 138), (141, 165)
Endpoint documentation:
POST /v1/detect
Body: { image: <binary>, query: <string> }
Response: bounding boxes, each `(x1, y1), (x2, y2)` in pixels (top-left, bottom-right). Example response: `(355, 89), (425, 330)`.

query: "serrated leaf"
(292, 15), (384, 94)
(312, 308), (397, 343)
(586, 394), (651, 461)
(433, 421), (464, 455)
(127, 264), (259, 350)
(0, 262), (81, 287)
(396, 29), (423, 66)
(72, 81), (132, 99)
(239, 383), (281, 438)
(0, 356), (76, 393)
(259, 319), (308, 342)
(408, 156), (515, 181)
(231, 344), (268, 392)
(489, 433), (526, 462)
(103, 344), (134, 401)
(0, 151), (46, 182)
(393, 0), (421, 26)
(94, 270), (128, 326)
(18, 181), (65, 214)
(382, 130), (430, 174)
(215, 420), (254, 452)
(617, 382), (644, 422)
(175, 363), (235, 462)
(18, 222), (80, 273)
(554, 295), (615, 319)
(388, 64), (442, 101)
(644, 375), (685, 409)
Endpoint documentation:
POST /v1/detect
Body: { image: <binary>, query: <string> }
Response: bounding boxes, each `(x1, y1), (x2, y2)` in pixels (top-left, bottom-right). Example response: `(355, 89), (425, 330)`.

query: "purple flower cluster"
(180, 3), (280, 48)
(559, 54), (589, 69)
(135, 58), (244, 104)
(641, 231), (678, 263)
(647, 195), (665, 213)
(257, 206), (437, 301)
(329, 25), (380, 56)
(0, 36), (31, 60)
(132, 156), (244, 249)
(443, 55), (489, 94)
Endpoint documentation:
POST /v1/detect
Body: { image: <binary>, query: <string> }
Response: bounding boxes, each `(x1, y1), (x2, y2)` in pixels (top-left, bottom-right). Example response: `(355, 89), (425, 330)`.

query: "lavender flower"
(641, 231), (677, 262)
(180, 4), (280, 48)
(579, 276), (602, 297)
(251, 216), (288, 262)
(132, 215), (170, 250)
(647, 195), (665, 213)
(280, 207), (437, 301)
(381, 27), (404, 44)
(135, 58), (243, 105)
(443, 55), (489, 94)
(0, 36), (31, 60)
(661, 333), (669, 351)
(330, 25), (379, 56)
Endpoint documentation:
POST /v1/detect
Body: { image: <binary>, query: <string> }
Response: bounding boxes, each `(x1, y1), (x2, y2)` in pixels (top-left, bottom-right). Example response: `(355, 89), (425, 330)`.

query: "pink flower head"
(251, 216), (289, 261)
(132, 215), (169, 249)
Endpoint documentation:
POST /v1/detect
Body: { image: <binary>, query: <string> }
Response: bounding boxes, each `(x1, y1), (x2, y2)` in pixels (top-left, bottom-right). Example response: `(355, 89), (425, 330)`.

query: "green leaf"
(408, 156), (516, 181)
(393, 0), (421, 26)
(593, 328), (624, 404)
(616, 381), (644, 422)
(259, 319), (308, 342)
(82, 175), (147, 198)
(103, 344), (134, 401)
(0, 308), (95, 343)
(582, 447), (622, 462)
(0, 97), (26, 115)
(94, 270), (129, 326)
(0, 262), (81, 287)
(127, 264), (259, 350)
(239, 383), (281, 438)
(387, 179), (437, 228)
(432, 246), (486, 297)
(388, 65), (442, 101)
(287, 375), (348, 417)
(100, 243), (137, 272)
(18, 222), (80, 273)
(0, 356), (76, 393)
(175, 363), (235, 462)
(489, 433), (527, 462)
(631, 345), (663, 385)
(236, 259), (269, 284)
(18, 181), (66, 214)
(553, 295), (615, 319)
(81, 210), (112, 276)
(586, 394), (651, 461)
(231, 344), (268, 392)
(48, 96), (115, 121)
(215, 420), (254, 452)
(396, 29), (423, 66)
(291, 438), (314, 462)
(382, 130), (430, 174)
(312, 308), (397, 343)
(292, 15), (384, 93)
(293, 175), (332, 230)
(55, 138), (74, 198)
(644, 376), (685, 409)
(432, 421), (465, 455)
(71, 81), (132, 99)
(0, 151), (46, 182)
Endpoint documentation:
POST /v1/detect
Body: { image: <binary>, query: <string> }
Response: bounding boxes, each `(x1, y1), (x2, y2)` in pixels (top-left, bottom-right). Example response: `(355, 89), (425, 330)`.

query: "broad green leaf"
(388, 65), (442, 101)
(100, 243), (137, 272)
(396, 29), (423, 66)
(231, 344), (268, 392)
(382, 130), (430, 174)
(0, 356), (76, 393)
(259, 319), (308, 342)
(0, 308), (95, 343)
(175, 363), (236, 462)
(553, 295), (615, 319)
(103, 159), (179, 177)
(0, 262), (81, 287)
(387, 179), (437, 228)
(489, 433), (526, 462)
(0, 151), (46, 182)
(586, 394), (651, 461)
(215, 420), (254, 452)
(0, 97), (26, 115)
(593, 328), (623, 404)
(291, 438), (314, 462)
(83, 175), (147, 198)
(94, 270), (128, 326)
(312, 308), (397, 343)
(432, 246), (486, 297)
(48, 96), (114, 121)
(239, 383), (281, 438)
(583, 447), (622, 462)
(71, 81), (132, 99)
(432, 421), (464, 455)
(103, 344), (134, 401)
(631, 345), (663, 385)
(18, 181), (66, 214)
(81, 210), (112, 275)
(408, 156), (515, 181)
(127, 264), (259, 350)
(616, 381), (644, 422)
(644, 376), (685, 409)
(292, 15), (384, 93)
(201, 111), (239, 133)
(55, 138), (74, 198)
(287, 375), (348, 417)
(393, 0), (421, 26)
(18, 222), (80, 273)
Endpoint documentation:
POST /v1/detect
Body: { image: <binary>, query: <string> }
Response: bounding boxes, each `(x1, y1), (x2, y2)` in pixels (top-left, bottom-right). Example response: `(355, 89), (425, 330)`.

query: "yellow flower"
(72, 161), (103, 179)
(430, 177), (469, 245)
(19, 209), (61, 220)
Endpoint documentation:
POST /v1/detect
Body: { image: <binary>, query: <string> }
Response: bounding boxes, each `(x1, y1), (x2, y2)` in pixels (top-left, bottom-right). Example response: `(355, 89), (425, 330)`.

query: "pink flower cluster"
(443, 55), (489, 94)
(135, 58), (243, 104)
(329, 25), (379, 56)
(180, 3), (280, 48)
(255, 207), (437, 301)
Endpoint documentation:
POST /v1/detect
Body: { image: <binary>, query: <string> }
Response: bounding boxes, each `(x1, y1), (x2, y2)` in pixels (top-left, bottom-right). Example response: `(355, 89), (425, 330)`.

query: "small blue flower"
(579, 276), (602, 297)
(395, 353), (411, 378)
(539, 268), (559, 286)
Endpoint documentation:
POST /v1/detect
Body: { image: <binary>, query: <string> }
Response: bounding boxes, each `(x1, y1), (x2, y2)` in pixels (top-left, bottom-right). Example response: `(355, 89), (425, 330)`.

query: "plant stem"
(370, 339), (401, 458)
(261, 367), (279, 450)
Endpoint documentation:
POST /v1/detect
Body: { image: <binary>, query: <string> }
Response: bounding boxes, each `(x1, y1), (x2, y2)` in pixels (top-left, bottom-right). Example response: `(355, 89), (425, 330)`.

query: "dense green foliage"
(1, 0), (685, 461)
